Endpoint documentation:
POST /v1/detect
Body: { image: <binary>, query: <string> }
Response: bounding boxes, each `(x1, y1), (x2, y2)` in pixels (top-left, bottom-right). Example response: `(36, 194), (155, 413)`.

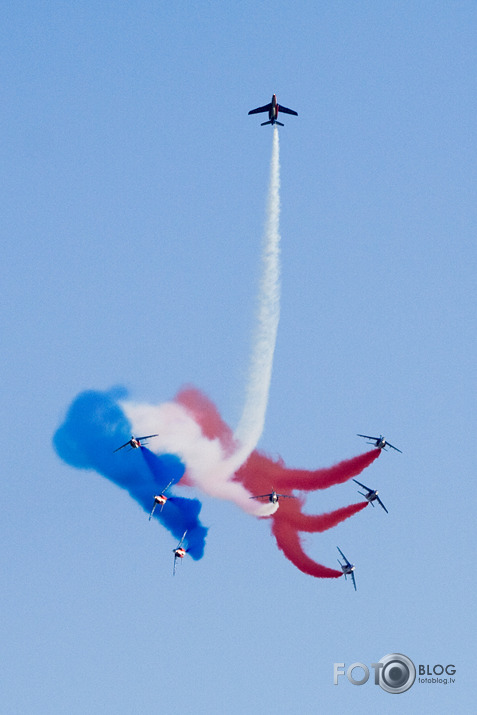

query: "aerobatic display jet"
(337, 547), (357, 591)
(357, 434), (402, 453)
(113, 434), (158, 453)
(249, 490), (297, 504)
(248, 94), (298, 126)
(149, 480), (174, 520)
(173, 531), (188, 575)
(353, 479), (388, 513)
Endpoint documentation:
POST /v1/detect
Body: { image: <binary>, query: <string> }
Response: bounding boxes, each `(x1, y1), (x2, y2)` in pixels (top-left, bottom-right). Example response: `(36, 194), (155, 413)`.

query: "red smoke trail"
(233, 444), (377, 578)
(269, 499), (368, 579)
(234, 450), (376, 578)
(235, 448), (380, 493)
(276, 498), (368, 532)
(271, 517), (342, 578)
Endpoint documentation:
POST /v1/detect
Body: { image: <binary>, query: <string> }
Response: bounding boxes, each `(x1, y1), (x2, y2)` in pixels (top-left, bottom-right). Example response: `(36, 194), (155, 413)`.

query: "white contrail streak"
(231, 127), (281, 465)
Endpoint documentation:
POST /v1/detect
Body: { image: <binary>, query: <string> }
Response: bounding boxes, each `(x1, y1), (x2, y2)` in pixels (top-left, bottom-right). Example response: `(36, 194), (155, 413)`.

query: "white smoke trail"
(231, 126), (281, 465)
(122, 129), (281, 517)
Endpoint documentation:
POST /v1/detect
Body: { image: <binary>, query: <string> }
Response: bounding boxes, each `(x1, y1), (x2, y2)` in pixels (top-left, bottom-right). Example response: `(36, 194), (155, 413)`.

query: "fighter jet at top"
(248, 94), (298, 126)
(337, 547), (357, 591)
(113, 434), (158, 453)
(357, 434), (402, 453)
(353, 479), (388, 513)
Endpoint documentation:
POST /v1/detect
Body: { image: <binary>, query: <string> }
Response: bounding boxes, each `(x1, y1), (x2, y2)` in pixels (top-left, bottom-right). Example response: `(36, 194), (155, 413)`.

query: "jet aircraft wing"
(248, 104), (272, 115)
(387, 442), (402, 453)
(161, 479), (174, 493)
(337, 547), (351, 566)
(376, 496), (389, 513)
(113, 441), (130, 453)
(249, 494), (271, 499)
(278, 105), (298, 116)
(350, 571), (357, 591)
(357, 433), (378, 440)
(352, 479), (370, 492)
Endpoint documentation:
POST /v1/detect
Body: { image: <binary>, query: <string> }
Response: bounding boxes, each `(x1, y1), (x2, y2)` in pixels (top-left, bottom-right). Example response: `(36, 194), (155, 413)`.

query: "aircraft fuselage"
(269, 94), (278, 122)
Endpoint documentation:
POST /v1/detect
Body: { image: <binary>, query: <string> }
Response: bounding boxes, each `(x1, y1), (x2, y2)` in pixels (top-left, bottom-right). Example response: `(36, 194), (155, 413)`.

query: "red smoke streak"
(173, 387), (379, 579)
(270, 501), (368, 578)
(271, 518), (342, 578)
(276, 499), (368, 532)
(235, 449), (380, 493)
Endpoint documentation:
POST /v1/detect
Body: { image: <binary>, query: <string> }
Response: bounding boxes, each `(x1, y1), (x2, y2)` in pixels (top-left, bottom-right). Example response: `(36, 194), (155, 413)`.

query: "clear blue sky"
(2, 2), (475, 713)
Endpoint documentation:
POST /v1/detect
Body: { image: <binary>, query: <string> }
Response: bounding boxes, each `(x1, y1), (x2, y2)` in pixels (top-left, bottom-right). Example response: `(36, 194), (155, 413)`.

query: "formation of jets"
(112, 423), (401, 581)
(111, 424), (399, 581)
(248, 94), (298, 127)
(109, 103), (401, 586)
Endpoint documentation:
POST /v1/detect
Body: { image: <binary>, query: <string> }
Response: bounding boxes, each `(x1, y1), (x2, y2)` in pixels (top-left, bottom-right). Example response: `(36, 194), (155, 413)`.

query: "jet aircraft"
(249, 490), (297, 504)
(113, 434), (158, 453)
(337, 547), (357, 591)
(248, 94), (298, 126)
(357, 434), (402, 453)
(353, 479), (388, 513)
(173, 531), (188, 575)
(149, 480), (174, 520)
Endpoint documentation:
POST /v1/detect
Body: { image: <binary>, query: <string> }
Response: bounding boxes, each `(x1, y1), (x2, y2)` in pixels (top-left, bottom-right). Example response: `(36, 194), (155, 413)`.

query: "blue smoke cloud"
(53, 388), (208, 559)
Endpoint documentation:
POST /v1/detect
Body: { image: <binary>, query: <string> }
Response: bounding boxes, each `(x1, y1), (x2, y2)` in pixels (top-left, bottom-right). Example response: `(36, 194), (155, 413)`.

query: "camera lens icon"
(377, 653), (416, 694)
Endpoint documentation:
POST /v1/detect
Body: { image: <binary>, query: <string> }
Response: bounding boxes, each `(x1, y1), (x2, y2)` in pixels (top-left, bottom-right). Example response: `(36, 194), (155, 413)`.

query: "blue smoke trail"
(140, 447), (208, 559)
(53, 388), (208, 559)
